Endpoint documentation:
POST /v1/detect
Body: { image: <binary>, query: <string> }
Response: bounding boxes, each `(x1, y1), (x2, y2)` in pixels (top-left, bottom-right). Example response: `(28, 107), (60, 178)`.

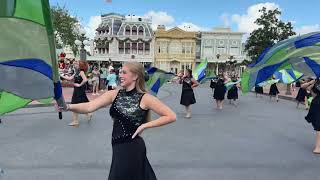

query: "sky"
(49, 0), (320, 40)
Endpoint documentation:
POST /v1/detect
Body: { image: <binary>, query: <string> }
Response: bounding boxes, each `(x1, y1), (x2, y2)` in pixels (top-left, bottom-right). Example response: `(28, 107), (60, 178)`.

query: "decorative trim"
(116, 37), (152, 43)
(94, 37), (114, 48)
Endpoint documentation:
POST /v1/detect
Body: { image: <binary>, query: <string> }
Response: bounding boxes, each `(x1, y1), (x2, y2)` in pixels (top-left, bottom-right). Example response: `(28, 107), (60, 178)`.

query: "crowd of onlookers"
(58, 58), (119, 95)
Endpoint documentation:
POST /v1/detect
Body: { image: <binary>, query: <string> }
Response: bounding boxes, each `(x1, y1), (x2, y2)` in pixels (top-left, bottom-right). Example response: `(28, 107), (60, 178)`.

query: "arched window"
(138, 26), (144, 36)
(125, 26), (131, 35)
(132, 26), (137, 35)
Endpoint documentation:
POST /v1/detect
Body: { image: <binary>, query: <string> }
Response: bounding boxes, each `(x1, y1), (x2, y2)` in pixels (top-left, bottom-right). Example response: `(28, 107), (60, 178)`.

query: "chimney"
(157, 25), (166, 31)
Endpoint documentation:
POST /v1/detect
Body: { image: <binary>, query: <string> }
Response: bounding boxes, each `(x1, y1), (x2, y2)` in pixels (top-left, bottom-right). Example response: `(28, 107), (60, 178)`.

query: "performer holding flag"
(179, 69), (199, 118)
(0, 0), (66, 117)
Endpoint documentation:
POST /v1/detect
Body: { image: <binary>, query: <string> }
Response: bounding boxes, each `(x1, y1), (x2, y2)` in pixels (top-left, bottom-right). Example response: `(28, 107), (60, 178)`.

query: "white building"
(88, 13), (154, 67)
(201, 27), (247, 76)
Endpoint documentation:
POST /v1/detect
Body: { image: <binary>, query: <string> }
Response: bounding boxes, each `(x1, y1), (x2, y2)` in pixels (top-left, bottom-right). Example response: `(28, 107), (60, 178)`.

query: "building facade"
(201, 27), (246, 76)
(154, 26), (197, 74)
(88, 13), (154, 67)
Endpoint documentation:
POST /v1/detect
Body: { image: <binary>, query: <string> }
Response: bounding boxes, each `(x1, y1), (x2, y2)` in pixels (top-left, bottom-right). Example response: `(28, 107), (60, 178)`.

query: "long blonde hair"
(123, 62), (147, 93)
(123, 62), (151, 122)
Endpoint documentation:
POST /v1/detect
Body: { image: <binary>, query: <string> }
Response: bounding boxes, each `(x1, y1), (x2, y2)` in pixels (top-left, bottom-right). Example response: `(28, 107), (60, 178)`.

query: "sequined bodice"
(182, 77), (193, 90)
(109, 88), (148, 145)
(74, 70), (83, 84)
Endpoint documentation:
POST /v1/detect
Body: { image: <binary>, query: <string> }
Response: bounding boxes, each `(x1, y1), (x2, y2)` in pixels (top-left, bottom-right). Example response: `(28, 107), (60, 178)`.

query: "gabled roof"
(155, 27), (197, 39)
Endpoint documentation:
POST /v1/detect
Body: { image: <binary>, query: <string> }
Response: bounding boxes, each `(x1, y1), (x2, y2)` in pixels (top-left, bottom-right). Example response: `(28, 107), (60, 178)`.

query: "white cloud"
(231, 2), (281, 34)
(144, 11), (175, 30)
(177, 22), (209, 32)
(296, 24), (320, 35)
(220, 13), (230, 27)
(83, 16), (101, 39)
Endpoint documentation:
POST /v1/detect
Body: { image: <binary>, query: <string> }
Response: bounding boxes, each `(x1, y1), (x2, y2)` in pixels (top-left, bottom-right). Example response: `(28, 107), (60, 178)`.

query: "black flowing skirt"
(227, 87), (238, 100)
(71, 87), (89, 104)
(255, 86), (263, 94)
(269, 84), (279, 95)
(180, 89), (196, 106)
(108, 137), (157, 180)
(296, 88), (307, 102)
(214, 86), (226, 100)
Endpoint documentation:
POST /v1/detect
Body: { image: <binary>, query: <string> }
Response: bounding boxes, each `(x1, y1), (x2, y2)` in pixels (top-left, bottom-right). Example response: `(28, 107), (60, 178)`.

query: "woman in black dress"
(214, 77), (227, 109)
(296, 79), (312, 109)
(269, 78), (280, 102)
(255, 85), (264, 98)
(179, 69), (199, 118)
(60, 60), (91, 126)
(303, 79), (320, 154)
(227, 77), (240, 106)
(58, 62), (176, 179)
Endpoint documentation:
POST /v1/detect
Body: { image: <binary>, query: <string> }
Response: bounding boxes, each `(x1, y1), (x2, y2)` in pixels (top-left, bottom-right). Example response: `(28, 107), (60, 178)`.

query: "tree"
(245, 7), (296, 62)
(51, 5), (80, 55)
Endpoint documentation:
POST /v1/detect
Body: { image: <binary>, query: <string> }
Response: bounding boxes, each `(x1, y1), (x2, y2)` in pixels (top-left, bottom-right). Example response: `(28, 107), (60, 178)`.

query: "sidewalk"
(259, 83), (298, 101)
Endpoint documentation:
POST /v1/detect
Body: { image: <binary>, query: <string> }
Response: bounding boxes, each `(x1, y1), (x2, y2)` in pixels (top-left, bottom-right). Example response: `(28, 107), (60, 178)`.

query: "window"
(98, 48), (101, 54)
(157, 42), (161, 53)
(169, 41), (181, 54)
(232, 40), (237, 46)
(230, 47), (239, 55)
(105, 43), (109, 54)
(102, 48), (105, 54)
(217, 46), (226, 55)
(145, 42), (150, 55)
(125, 42), (131, 54)
(125, 26), (131, 35)
(183, 42), (192, 56)
(132, 26), (137, 35)
(138, 26), (144, 36)
(119, 41), (124, 54)
(182, 43), (185, 53)
(132, 43), (137, 54)
(160, 42), (168, 54)
(138, 43), (143, 55)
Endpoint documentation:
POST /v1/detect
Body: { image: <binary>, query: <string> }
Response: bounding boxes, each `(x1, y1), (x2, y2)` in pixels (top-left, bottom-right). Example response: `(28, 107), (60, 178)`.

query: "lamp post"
(75, 29), (90, 61)
(227, 55), (237, 77)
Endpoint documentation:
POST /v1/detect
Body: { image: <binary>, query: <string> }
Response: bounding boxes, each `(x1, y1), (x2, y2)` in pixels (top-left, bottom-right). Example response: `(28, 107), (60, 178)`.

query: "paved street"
(1, 83), (320, 180)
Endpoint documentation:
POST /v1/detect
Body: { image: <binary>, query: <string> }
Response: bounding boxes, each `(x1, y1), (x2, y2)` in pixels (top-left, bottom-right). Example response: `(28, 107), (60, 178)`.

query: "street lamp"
(226, 55), (237, 76)
(75, 29), (90, 61)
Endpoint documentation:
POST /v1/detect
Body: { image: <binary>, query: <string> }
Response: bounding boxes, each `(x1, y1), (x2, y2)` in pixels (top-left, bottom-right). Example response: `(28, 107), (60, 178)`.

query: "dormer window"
(125, 26), (131, 35)
(138, 26), (144, 36)
(132, 26), (137, 35)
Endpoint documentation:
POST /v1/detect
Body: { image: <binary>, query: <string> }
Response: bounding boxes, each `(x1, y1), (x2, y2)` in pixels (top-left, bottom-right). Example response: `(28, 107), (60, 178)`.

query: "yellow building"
(154, 26), (197, 74)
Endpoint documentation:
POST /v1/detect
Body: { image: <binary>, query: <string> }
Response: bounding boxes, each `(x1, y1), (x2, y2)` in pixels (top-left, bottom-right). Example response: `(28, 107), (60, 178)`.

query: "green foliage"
(51, 5), (80, 54)
(245, 7), (296, 62)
